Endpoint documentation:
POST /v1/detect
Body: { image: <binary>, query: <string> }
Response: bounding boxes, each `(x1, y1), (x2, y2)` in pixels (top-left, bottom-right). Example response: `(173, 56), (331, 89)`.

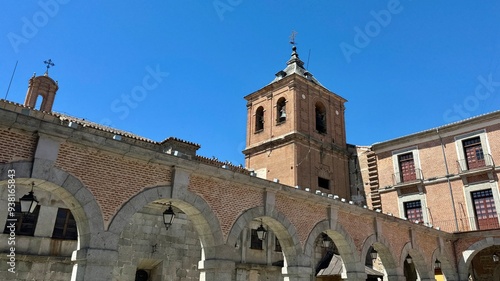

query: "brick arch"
(401, 241), (432, 280)
(226, 206), (306, 267)
(361, 234), (399, 278)
(457, 237), (500, 280)
(432, 247), (458, 281)
(108, 185), (224, 258)
(305, 220), (364, 278)
(0, 162), (104, 250)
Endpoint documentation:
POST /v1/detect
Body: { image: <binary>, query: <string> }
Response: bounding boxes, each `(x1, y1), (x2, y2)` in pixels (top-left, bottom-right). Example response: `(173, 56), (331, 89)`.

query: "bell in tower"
(243, 37), (349, 199)
(24, 59), (58, 112)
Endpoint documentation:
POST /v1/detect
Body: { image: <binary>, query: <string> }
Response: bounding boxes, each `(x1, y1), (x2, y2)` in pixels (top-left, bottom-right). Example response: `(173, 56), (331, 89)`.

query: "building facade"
(0, 49), (499, 281)
(363, 111), (500, 280)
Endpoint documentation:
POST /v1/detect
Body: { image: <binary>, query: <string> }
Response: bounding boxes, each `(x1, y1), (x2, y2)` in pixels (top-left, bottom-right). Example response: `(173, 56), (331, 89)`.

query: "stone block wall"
(114, 205), (202, 281)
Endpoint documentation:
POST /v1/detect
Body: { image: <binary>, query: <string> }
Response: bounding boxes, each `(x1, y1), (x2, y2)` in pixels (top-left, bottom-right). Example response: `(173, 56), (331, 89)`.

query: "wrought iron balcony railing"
(392, 168), (423, 185)
(432, 216), (500, 233)
(456, 154), (494, 174)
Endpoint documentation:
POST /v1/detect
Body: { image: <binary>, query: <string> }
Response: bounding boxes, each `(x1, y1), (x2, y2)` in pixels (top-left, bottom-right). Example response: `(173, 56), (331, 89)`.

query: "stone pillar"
(71, 248), (118, 281)
(343, 271), (367, 281)
(198, 260), (236, 281)
(235, 268), (249, 281)
(282, 266), (313, 281)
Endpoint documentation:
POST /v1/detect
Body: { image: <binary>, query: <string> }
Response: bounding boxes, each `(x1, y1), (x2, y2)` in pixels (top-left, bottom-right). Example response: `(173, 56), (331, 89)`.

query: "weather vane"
(43, 59), (55, 74)
(289, 30), (298, 46)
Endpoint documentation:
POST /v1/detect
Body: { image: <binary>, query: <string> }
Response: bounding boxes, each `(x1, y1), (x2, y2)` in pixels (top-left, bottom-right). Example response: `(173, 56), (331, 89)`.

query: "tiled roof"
(56, 113), (156, 143)
(270, 46), (325, 88)
(160, 137), (201, 148)
(372, 109), (500, 146)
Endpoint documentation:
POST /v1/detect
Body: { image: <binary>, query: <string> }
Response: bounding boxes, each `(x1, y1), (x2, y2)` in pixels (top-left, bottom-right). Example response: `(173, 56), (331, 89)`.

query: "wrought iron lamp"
(321, 233), (332, 248)
(370, 248), (378, 260)
(435, 259), (441, 269)
(256, 220), (267, 241)
(493, 253), (499, 263)
(406, 255), (413, 264)
(20, 182), (39, 214)
(162, 203), (175, 230)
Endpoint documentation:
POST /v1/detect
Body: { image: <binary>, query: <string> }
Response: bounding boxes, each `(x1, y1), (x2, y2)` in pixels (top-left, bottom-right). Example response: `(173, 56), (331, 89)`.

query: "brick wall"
(55, 142), (172, 224)
(415, 231), (438, 264)
(188, 175), (263, 239)
(275, 193), (325, 245)
(338, 213), (375, 251)
(380, 220), (410, 262)
(379, 192), (400, 217)
(0, 128), (37, 163)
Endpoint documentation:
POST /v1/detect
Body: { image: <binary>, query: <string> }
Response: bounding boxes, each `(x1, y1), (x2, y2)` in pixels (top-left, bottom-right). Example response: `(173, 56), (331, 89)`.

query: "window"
(250, 229), (263, 250)
(276, 98), (287, 123)
(275, 236), (282, 252)
(404, 200), (423, 223)
(392, 148), (422, 186)
(315, 102), (326, 134)
(398, 153), (416, 183)
(462, 137), (485, 170)
(472, 189), (499, 230)
(318, 177), (330, 189)
(52, 208), (78, 240)
(3, 203), (40, 236)
(255, 106), (264, 132)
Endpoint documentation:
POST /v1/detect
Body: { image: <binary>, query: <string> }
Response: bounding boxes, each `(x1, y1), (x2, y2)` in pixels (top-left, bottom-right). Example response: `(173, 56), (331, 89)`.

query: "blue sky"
(2, 1), (500, 166)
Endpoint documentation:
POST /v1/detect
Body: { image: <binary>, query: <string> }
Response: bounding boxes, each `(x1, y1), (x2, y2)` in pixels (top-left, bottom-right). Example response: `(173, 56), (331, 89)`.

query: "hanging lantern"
(370, 248), (378, 260)
(162, 203), (175, 230)
(322, 233), (332, 248)
(256, 220), (267, 241)
(406, 255), (413, 264)
(20, 183), (38, 214)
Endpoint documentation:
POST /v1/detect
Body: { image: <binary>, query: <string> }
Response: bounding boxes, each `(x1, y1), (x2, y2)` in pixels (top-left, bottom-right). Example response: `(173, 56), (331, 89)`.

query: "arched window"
(315, 102), (327, 134)
(276, 98), (287, 124)
(255, 106), (264, 132)
(35, 94), (44, 110)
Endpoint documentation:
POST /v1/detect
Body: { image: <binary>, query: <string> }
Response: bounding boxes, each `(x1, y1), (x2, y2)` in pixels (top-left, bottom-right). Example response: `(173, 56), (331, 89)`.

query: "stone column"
(282, 266), (313, 281)
(71, 248), (118, 281)
(198, 259), (236, 281)
(235, 268), (249, 281)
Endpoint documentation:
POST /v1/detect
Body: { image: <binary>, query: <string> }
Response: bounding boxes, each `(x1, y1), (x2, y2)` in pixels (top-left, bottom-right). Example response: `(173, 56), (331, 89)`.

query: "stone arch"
(108, 185), (224, 258)
(431, 247), (458, 281)
(360, 233), (399, 278)
(401, 241), (432, 280)
(0, 162), (104, 250)
(226, 206), (305, 267)
(457, 237), (500, 280)
(305, 220), (364, 279)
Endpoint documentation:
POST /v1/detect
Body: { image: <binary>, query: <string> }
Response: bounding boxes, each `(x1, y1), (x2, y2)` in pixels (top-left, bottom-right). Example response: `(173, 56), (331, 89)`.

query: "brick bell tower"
(243, 44), (350, 198)
(24, 59), (58, 112)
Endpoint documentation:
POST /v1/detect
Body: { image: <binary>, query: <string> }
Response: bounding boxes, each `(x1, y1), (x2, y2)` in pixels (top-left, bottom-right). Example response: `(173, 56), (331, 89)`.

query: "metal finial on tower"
(289, 30), (298, 46)
(43, 59), (55, 75)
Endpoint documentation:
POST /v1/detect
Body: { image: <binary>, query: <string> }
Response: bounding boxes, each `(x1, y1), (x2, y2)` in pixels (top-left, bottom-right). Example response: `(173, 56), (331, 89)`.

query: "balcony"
(457, 154), (495, 174)
(392, 168), (423, 187)
(432, 216), (500, 233)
